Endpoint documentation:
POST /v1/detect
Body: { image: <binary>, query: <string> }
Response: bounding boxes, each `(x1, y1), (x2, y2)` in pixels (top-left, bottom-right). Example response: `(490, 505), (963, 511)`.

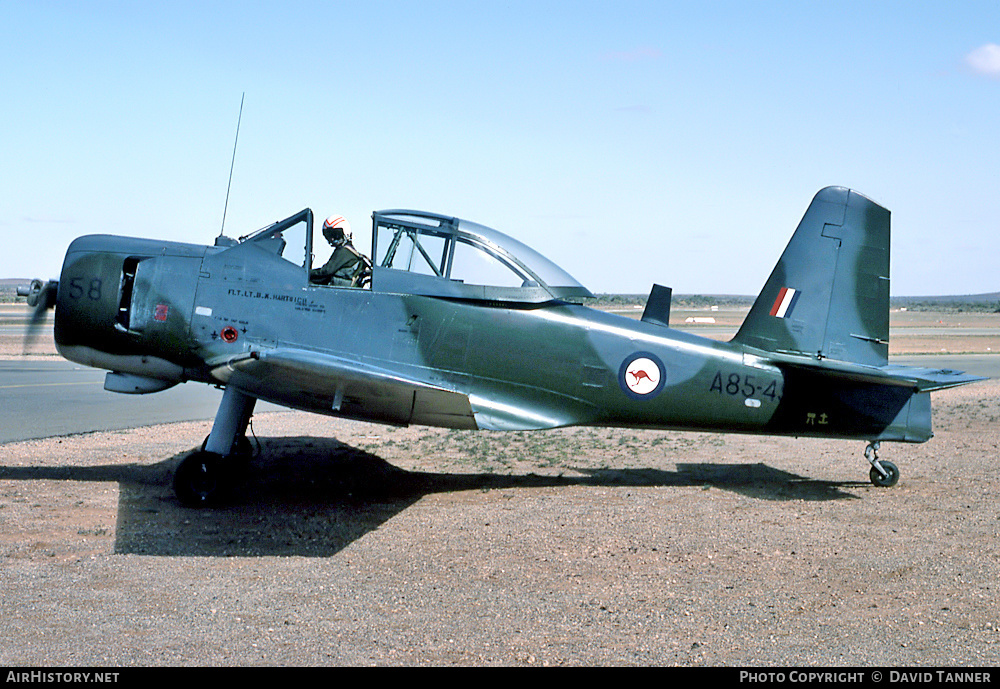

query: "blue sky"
(2, 1), (998, 295)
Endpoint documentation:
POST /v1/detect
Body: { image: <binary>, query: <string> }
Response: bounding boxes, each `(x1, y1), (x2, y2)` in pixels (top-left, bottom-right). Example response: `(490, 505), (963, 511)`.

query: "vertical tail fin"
(732, 187), (890, 367)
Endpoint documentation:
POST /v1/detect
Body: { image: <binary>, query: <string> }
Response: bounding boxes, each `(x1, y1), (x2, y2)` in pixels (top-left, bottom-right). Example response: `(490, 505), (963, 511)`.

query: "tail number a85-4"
(709, 371), (780, 402)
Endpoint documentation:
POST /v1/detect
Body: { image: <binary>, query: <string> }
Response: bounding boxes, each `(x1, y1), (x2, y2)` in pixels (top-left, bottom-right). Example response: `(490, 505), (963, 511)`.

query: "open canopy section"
(371, 210), (593, 303)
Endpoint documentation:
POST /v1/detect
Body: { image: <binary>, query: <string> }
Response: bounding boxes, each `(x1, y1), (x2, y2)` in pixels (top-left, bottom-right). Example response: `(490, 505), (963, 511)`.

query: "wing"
(210, 348), (478, 429)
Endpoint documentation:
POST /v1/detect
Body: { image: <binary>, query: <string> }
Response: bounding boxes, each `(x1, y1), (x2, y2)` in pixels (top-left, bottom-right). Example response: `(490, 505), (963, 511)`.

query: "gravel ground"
(1, 380), (999, 666)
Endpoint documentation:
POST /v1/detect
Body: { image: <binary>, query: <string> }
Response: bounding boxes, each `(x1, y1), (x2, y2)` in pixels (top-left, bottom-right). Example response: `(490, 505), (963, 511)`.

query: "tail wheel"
(865, 441), (900, 488)
(869, 460), (899, 488)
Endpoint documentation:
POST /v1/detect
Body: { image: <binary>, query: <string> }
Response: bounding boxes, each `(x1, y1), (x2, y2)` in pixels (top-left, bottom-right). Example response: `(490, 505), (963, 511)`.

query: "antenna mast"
(219, 92), (245, 237)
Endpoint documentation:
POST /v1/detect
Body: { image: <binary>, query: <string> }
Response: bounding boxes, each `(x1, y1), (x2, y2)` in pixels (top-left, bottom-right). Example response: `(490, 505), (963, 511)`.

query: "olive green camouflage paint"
(50, 188), (982, 454)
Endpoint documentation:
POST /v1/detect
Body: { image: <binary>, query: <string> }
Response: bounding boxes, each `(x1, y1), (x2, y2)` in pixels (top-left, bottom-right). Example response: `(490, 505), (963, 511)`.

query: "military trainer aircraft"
(19, 186), (984, 505)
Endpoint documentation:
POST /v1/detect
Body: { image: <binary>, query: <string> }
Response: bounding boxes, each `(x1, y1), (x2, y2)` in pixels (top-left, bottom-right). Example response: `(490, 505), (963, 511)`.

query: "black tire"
(200, 434), (254, 460)
(174, 451), (226, 507)
(869, 460), (900, 488)
(232, 435), (254, 462)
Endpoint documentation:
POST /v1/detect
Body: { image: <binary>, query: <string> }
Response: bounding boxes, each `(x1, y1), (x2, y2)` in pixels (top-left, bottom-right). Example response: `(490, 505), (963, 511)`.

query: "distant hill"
(891, 293), (1000, 313)
(593, 292), (1000, 312)
(893, 293), (1000, 303)
(593, 294), (754, 309)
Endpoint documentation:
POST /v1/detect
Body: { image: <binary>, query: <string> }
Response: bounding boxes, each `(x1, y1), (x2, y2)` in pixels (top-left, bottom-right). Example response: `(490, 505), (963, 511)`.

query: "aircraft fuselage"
(53, 233), (928, 443)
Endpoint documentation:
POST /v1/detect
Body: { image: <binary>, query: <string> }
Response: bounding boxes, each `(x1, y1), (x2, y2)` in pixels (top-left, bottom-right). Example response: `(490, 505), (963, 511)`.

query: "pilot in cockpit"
(310, 215), (371, 287)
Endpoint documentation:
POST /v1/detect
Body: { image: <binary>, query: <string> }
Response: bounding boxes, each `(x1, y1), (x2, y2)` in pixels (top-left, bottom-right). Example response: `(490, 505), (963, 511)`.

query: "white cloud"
(966, 43), (1000, 78)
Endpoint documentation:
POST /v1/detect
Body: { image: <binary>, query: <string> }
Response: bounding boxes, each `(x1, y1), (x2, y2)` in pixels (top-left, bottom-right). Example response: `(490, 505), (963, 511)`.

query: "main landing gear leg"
(865, 441), (900, 488)
(174, 386), (258, 506)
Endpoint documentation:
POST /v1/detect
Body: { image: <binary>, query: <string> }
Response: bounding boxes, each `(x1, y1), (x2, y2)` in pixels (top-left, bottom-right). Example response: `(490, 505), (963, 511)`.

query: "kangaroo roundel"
(619, 352), (666, 400)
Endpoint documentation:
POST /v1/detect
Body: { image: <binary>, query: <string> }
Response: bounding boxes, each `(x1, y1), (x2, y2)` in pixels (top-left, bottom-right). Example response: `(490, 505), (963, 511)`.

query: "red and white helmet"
(322, 215), (352, 242)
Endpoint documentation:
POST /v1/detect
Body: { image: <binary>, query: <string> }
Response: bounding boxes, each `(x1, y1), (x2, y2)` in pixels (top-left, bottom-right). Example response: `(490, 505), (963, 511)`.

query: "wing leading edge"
(210, 348), (602, 432)
(210, 349), (478, 429)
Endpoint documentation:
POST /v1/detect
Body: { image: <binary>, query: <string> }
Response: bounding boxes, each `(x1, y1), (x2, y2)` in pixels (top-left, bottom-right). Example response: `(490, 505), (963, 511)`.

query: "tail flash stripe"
(769, 287), (799, 318)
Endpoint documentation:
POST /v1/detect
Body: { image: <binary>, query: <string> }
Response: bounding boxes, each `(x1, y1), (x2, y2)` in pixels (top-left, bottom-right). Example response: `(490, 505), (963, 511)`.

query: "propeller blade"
(19, 279), (58, 353)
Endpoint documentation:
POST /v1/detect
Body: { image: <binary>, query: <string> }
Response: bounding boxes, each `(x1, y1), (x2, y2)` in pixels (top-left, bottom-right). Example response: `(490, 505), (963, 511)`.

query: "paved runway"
(0, 360), (285, 443)
(0, 355), (996, 444)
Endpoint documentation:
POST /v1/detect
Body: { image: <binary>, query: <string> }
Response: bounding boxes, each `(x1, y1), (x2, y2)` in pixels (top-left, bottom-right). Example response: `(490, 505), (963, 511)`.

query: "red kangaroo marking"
(629, 369), (657, 385)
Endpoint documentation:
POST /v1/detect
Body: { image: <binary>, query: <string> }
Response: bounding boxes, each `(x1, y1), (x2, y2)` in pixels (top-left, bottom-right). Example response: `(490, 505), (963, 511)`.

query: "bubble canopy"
(371, 210), (593, 303)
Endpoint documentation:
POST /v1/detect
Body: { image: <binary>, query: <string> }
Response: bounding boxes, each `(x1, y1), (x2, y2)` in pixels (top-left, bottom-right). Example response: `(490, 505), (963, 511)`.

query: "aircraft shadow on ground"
(0, 436), (862, 558)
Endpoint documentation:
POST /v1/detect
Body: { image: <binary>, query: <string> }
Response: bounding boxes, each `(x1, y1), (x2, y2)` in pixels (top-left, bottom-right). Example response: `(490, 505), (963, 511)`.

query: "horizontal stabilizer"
(879, 365), (988, 392)
(764, 350), (987, 391)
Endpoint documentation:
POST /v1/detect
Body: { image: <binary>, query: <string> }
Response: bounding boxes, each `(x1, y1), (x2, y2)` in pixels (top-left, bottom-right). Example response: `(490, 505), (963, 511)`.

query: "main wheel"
(174, 451), (226, 506)
(869, 460), (900, 488)
(231, 435), (254, 462)
(200, 434), (254, 460)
